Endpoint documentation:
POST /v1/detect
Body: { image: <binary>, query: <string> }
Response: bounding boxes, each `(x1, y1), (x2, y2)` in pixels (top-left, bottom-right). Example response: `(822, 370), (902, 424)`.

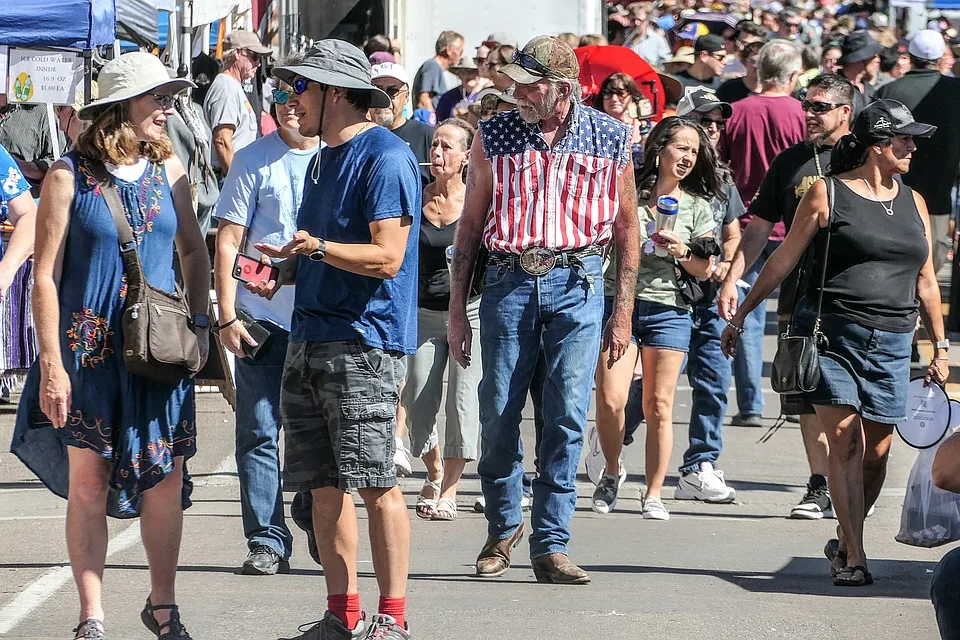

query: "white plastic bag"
(896, 438), (960, 548)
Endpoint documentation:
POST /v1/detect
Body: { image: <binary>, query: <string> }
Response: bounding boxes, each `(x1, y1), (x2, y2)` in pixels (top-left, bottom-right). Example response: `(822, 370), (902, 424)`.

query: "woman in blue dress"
(10, 53), (210, 640)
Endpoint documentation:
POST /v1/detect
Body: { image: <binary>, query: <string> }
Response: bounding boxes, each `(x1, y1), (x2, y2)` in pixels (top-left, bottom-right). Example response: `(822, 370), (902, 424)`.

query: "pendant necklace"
(861, 178), (895, 216)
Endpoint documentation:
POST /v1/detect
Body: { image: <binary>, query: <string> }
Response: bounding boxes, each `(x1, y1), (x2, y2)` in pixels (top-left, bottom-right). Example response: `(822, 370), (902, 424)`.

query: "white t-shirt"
(203, 74), (259, 170)
(214, 131), (318, 331)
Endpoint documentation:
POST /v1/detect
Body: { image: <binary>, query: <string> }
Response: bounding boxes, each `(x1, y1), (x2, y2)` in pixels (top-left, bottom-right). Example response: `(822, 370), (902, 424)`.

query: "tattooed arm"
(602, 164), (639, 368)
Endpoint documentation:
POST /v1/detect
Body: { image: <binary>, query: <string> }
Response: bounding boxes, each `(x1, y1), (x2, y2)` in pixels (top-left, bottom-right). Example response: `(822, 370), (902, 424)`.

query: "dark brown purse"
(771, 176), (834, 395)
(91, 161), (201, 384)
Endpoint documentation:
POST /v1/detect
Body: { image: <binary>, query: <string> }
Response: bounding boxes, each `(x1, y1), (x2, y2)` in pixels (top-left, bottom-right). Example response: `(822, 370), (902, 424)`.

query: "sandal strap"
(74, 618), (105, 639)
(421, 478), (442, 493)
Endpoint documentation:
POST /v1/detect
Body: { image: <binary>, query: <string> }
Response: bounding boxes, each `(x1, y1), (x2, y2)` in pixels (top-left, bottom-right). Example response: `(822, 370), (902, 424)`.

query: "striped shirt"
(478, 103), (631, 254)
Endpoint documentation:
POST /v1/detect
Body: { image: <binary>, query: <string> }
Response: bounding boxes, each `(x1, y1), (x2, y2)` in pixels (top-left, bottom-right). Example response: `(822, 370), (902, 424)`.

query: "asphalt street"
(0, 325), (953, 640)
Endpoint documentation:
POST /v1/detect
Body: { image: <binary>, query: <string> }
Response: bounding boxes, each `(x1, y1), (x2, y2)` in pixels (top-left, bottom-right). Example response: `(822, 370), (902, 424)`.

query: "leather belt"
(488, 245), (604, 276)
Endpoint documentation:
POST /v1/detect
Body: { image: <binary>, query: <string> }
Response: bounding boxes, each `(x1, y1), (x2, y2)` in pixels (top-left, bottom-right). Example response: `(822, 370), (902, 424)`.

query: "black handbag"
(674, 236), (719, 306)
(771, 177), (834, 395)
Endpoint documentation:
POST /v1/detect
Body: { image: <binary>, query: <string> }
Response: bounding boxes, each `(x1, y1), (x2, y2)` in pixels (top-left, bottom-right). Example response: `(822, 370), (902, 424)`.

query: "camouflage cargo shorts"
(281, 339), (406, 491)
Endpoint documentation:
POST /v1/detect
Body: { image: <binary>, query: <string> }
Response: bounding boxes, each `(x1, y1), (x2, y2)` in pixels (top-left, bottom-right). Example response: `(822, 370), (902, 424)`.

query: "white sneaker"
(393, 437), (413, 477)
(674, 462), (737, 503)
(584, 424), (606, 486)
(642, 496), (670, 520)
(866, 504), (875, 518)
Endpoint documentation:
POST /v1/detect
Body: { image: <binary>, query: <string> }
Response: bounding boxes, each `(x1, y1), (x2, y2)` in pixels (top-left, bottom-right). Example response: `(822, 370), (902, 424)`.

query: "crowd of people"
(3, 1), (960, 638)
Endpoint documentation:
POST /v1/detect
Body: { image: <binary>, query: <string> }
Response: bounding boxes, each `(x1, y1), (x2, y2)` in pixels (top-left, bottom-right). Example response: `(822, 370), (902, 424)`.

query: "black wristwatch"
(308, 237), (327, 262)
(190, 313), (210, 330)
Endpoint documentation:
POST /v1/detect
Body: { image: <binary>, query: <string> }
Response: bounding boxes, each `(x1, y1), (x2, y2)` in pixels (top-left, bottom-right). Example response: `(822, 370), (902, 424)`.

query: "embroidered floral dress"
(11, 151), (196, 518)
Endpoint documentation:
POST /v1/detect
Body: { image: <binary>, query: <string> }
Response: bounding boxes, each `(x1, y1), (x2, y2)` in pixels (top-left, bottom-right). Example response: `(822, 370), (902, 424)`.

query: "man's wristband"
(726, 320), (744, 335)
(212, 317), (239, 333)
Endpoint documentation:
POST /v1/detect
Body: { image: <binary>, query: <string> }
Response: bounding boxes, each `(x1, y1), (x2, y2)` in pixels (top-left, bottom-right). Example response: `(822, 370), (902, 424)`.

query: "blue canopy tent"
(0, 0), (116, 49)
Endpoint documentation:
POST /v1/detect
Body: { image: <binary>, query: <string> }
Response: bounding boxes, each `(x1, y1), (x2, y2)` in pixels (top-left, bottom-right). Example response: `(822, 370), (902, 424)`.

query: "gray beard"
(373, 109), (395, 128)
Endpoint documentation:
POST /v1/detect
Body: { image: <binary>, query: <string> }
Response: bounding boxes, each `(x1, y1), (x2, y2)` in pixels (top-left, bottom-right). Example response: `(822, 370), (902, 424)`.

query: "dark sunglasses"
(272, 88), (290, 105)
(381, 85), (406, 98)
(602, 88), (630, 99)
(293, 77), (315, 95)
(148, 93), (179, 109)
(511, 49), (556, 77)
(698, 117), (726, 130)
(801, 100), (844, 114)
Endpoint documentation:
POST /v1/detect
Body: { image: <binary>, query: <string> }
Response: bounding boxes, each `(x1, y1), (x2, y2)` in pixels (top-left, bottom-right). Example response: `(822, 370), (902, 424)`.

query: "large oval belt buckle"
(519, 247), (557, 276)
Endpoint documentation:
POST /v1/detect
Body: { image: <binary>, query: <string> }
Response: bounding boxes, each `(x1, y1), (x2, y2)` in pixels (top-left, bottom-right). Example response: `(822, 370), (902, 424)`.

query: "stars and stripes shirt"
(478, 103), (632, 254)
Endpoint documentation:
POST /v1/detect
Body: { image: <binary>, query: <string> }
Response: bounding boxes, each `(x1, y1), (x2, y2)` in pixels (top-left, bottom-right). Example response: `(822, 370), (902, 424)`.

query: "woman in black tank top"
(722, 101), (949, 587)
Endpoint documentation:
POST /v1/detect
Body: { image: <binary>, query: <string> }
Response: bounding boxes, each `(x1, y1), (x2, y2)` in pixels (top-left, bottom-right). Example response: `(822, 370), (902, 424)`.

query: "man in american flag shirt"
(448, 36), (640, 585)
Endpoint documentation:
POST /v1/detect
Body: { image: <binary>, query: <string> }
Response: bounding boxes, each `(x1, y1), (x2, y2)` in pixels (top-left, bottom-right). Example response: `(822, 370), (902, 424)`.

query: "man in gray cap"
(249, 39), (420, 640)
(204, 30), (272, 174)
(448, 35), (639, 585)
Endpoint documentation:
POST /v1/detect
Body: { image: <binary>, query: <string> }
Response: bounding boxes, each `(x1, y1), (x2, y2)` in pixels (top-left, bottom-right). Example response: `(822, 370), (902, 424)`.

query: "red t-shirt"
(722, 95), (806, 241)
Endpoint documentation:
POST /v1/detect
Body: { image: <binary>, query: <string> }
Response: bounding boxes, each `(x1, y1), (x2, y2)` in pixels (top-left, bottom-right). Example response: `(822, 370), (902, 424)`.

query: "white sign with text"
(7, 49), (82, 106)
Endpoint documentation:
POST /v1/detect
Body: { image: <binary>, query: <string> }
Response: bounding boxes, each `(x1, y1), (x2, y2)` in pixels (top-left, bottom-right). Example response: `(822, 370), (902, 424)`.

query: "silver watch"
(935, 339), (950, 352)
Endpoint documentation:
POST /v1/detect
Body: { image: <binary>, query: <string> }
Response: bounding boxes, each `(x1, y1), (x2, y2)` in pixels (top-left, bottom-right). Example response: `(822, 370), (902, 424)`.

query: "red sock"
(378, 596), (406, 629)
(328, 593), (362, 630)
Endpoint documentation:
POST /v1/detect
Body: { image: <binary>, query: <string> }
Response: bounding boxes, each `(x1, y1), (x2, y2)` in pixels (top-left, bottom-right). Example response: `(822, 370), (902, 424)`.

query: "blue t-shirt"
(293, 126), (421, 354)
(0, 144), (31, 260)
(214, 131), (318, 331)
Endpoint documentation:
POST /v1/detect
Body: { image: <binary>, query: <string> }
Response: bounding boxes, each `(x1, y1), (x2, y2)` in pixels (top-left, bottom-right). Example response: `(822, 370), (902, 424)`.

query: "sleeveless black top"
(804, 177), (928, 333)
(418, 218), (457, 311)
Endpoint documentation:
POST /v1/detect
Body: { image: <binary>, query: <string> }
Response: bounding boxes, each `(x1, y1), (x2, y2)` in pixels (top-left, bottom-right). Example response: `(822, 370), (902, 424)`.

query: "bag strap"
(812, 176), (835, 332)
(87, 160), (147, 289)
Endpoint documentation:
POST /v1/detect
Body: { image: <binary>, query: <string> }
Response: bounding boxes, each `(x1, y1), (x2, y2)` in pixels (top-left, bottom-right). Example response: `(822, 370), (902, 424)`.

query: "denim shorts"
(792, 303), (912, 424)
(603, 297), (692, 352)
(281, 339), (406, 491)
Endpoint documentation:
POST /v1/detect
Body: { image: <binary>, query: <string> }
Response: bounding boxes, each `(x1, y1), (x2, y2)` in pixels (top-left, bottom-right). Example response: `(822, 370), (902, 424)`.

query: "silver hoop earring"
(655, 156), (660, 169)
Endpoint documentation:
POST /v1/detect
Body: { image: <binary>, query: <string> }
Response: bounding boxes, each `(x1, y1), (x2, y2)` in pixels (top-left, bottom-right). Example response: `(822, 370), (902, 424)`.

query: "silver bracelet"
(726, 320), (744, 335)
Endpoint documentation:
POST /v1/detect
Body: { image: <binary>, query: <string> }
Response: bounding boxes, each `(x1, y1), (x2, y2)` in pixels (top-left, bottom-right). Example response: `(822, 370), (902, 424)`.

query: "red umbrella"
(574, 45), (667, 121)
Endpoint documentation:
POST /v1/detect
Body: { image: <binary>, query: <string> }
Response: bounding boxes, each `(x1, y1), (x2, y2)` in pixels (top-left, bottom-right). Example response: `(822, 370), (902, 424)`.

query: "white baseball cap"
(909, 29), (946, 61)
(370, 62), (410, 86)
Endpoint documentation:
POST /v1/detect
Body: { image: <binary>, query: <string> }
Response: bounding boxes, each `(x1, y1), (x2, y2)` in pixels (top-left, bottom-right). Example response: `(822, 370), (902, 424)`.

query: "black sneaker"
(241, 545), (290, 575)
(731, 413), (764, 427)
(790, 477), (831, 519)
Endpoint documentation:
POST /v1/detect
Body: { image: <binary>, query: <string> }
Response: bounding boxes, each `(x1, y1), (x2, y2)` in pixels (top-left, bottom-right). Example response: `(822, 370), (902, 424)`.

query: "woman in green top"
(593, 118), (726, 520)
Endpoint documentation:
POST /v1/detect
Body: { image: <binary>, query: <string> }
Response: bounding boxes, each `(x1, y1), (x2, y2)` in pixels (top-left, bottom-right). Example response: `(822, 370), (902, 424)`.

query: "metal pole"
(181, 0), (192, 78)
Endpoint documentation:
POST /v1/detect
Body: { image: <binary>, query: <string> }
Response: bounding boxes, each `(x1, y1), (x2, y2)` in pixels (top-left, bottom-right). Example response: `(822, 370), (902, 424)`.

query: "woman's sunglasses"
(602, 88), (630, 99)
(148, 93), (179, 109)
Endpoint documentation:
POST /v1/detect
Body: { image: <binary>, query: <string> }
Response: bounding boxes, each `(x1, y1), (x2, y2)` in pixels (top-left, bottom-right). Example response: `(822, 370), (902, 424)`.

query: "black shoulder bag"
(770, 176), (834, 395)
(91, 161), (202, 384)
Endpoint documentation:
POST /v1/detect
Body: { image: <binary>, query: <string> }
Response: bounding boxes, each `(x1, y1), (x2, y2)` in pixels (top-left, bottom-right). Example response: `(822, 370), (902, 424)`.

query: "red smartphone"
(233, 253), (280, 285)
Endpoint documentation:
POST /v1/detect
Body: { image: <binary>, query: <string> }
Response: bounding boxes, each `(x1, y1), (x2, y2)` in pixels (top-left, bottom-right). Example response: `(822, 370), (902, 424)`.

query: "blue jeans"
(734, 240), (779, 416)
(478, 255), (603, 558)
(234, 323), (293, 559)
(932, 546), (960, 639)
(681, 302), (731, 473)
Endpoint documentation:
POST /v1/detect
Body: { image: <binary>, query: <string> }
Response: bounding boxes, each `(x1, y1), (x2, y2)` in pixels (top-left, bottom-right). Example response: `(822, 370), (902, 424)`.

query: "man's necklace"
(813, 145), (823, 177)
(862, 178), (895, 216)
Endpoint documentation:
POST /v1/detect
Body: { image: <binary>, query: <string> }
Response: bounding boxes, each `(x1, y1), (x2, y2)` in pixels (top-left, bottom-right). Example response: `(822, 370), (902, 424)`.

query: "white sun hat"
(78, 52), (196, 121)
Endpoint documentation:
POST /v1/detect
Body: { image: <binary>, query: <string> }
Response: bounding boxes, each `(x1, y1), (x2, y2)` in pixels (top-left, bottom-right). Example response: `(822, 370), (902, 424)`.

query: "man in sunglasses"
(720, 73), (855, 520)
(675, 34), (727, 92)
(370, 62), (435, 187)
(448, 35), (639, 585)
(204, 30), (272, 175)
(250, 40), (421, 640)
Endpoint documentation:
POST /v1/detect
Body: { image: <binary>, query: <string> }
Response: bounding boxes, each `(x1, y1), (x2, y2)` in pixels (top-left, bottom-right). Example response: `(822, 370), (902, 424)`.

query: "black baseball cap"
(676, 86), (732, 118)
(695, 34), (726, 54)
(853, 99), (937, 141)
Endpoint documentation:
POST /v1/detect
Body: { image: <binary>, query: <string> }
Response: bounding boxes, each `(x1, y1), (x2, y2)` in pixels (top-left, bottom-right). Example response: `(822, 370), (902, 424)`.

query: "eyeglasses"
(272, 89), (290, 105)
(148, 93), (179, 109)
(474, 56), (487, 66)
(511, 49), (556, 78)
(698, 117), (726, 130)
(801, 100), (844, 114)
(710, 52), (727, 62)
(602, 88), (630, 99)
(293, 77), (316, 95)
